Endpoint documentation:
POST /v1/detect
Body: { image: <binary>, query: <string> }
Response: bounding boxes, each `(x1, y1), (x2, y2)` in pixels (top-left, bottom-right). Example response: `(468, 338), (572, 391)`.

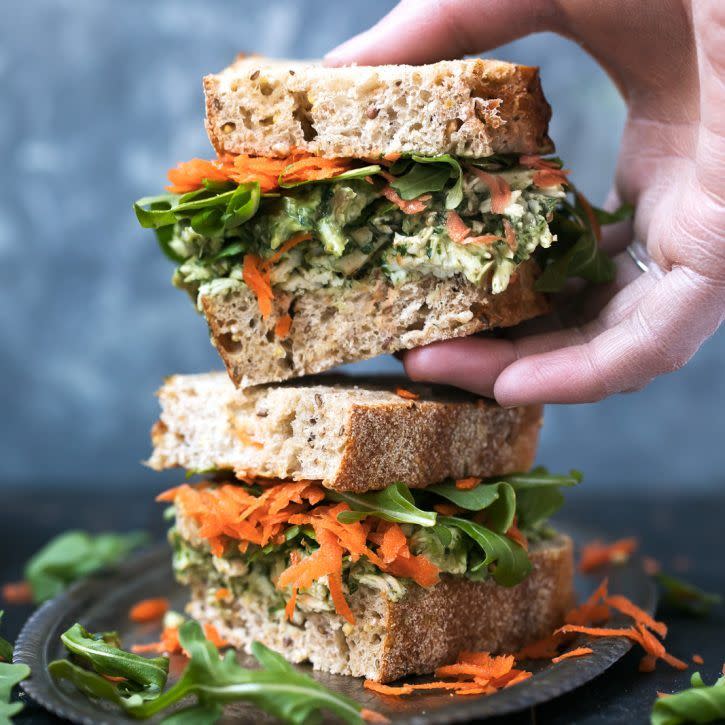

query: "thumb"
(325, 0), (559, 66)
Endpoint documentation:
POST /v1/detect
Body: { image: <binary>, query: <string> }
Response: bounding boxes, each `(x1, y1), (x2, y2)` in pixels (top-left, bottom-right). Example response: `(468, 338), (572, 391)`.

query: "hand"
(326, 0), (725, 405)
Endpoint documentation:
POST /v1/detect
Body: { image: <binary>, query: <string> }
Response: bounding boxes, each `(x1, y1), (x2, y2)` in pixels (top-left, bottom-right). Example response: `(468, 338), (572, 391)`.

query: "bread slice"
(201, 260), (548, 389)
(186, 533), (573, 683)
(149, 373), (542, 493)
(204, 57), (553, 160)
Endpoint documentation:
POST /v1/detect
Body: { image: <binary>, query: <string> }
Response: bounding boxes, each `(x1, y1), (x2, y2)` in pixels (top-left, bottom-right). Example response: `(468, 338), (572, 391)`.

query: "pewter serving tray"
(14, 525), (656, 724)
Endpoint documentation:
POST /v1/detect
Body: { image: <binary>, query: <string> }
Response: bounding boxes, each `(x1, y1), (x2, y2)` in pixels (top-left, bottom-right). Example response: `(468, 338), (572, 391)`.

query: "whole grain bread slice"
(186, 533), (573, 682)
(149, 373), (542, 492)
(201, 260), (549, 389)
(204, 57), (553, 159)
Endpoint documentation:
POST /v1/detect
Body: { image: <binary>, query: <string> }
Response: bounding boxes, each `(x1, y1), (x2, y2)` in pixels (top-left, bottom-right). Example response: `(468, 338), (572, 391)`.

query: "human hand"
(326, 0), (725, 405)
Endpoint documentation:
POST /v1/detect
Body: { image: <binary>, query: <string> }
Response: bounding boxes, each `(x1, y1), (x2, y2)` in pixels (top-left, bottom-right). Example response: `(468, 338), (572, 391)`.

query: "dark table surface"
(1, 487), (723, 725)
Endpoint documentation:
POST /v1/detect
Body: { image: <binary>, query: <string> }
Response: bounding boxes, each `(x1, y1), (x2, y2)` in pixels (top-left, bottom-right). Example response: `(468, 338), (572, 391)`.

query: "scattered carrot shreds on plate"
(605, 594), (667, 637)
(578, 537), (639, 573)
(365, 650), (531, 700)
(395, 387), (419, 400)
(692, 654), (704, 665)
(454, 477), (481, 490)
(129, 597), (170, 623)
(551, 647), (593, 663)
(360, 708), (390, 723)
(132, 625), (181, 655)
(2, 580), (33, 605)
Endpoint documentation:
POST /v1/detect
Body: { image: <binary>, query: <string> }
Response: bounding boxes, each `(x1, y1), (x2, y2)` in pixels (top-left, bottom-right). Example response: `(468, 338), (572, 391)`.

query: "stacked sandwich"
(135, 57), (602, 682)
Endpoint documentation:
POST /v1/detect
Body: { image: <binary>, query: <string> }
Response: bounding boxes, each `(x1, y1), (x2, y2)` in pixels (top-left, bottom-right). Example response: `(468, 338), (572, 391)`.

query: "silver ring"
(626, 239), (650, 273)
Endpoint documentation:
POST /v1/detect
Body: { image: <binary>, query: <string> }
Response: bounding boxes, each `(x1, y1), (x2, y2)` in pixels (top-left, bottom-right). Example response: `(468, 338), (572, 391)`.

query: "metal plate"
(14, 524), (657, 724)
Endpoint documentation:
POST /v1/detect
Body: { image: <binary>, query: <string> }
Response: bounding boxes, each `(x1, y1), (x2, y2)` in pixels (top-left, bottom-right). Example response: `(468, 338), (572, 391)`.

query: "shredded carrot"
(579, 538), (638, 573)
(203, 623), (228, 649)
(132, 625), (181, 655)
(262, 231), (312, 270)
(129, 597), (169, 623)
(552, 647), (593, 663)
(395, 387), (419, 400)
(274, 314), (293, 340)
(454, 477), (481, 490)
(436, 654), (515, 680)
(360, 708), (390, 723)
(575, 191), (602, 241)
(379, 524), (408, 564)
(605, 594), (667, 637)
(166, 156), (236, 194)
(215, 587), (231, 601)
(502, 218), (517, 251)
(643, 556), (661, 576)
(446, 211), (471, 243)
(469, 167), (512, 214)
(533, 169), (570, 188)
(242, 253), (274, 319)
(556, 624), (645, 644)
(433, 502), (462, 516)
(232, 426), (264, 449)
(101, 674), (127, 683)
(506, 521), (529, 551)
(661, 652), (689, 671)
(516, 634), (565, 660)
(692, 654), (704, 665)
(364, 681), (415, 696)
(381, 185), (431, 214)
(2, 580), (33, 605)
(460, 233), (503, 246)
(639, 654), (657, 673)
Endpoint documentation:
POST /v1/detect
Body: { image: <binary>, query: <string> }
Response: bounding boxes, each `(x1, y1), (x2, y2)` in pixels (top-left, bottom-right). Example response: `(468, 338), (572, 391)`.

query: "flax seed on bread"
(148, 373), (542, 492)
(185, 533), (573, 682)
(204, 57), (553, 160)
(200, 260), (549, 389)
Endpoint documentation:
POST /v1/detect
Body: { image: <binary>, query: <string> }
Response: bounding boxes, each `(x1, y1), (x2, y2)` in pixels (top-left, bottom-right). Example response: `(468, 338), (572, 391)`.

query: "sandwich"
(151, 375), (577, 682)
(136, 57), (620, 388)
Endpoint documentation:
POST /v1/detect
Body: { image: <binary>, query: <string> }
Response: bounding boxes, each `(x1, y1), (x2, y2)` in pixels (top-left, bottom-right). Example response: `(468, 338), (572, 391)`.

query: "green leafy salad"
(168, 469), (581, 620)
(135, 152), (631, 311)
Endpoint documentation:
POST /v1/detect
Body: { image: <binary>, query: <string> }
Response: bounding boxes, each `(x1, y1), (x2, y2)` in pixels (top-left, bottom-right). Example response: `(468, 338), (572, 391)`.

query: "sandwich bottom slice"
(162, 471), (577, 682)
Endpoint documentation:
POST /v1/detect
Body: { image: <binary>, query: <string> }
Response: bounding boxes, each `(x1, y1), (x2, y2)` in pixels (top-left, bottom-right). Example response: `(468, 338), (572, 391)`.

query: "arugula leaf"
(438, 516), (532, 586)
(424, 481), (516, 533)
(0, 613), (11, 664)
(594, 202), (634, 225)
(59, 624), (168, 700)
(133, 622), (363, 723)
(651, 672), (725, 725)
(500, 468), (583, 489)
(0, 662), (30, 722)
(25, 530), (148, 603)
(329, 482), (437, 527)
(411, 154), (464, 209)
(655, 573), (722, 617)
(278, 164), (382, 189)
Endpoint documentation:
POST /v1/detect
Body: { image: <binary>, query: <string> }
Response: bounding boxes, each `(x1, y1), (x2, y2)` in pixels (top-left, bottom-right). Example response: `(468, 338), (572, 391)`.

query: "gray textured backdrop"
(2, 0), (722, 492)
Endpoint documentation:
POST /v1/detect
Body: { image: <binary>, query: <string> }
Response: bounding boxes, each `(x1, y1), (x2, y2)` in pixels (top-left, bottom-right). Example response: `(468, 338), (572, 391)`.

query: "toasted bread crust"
(201, 261), (549, 389)
(204, 57), (553, 159)
(185, 534), (574, 682)
(148, 373), (542, 492)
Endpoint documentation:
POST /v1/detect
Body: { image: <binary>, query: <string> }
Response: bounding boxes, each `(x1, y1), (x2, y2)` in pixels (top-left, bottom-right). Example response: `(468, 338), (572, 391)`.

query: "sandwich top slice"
(148, 373), (542, 492)
(136, 58), (618, 387)
(162, 468), (578, 682)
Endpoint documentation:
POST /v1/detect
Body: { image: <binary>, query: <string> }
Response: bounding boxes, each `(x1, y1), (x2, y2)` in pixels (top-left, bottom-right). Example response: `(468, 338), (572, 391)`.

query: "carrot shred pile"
(2, 580), (33, 605)
(364, 650), (531, 699)
(129, 597), (170, 623)
(158, 482), (439, 623)
(166, 152), (355, 195)
(579, 537), (639, 572)
(395, 387), (419, 400)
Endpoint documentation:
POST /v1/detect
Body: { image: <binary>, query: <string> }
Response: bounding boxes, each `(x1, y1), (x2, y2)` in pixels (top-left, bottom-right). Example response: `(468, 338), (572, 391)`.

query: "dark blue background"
(2, 0), (722, 491)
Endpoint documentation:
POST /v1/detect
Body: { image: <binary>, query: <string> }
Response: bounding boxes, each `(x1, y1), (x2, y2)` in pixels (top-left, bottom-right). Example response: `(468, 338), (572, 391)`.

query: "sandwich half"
(153, 377), (578, 682)
(136, 57), (615, 387)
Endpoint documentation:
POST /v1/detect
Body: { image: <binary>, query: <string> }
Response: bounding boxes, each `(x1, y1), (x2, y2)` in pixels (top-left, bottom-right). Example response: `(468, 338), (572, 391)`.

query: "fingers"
(325, 0), (559, 67)
(494, 266), (724, 405)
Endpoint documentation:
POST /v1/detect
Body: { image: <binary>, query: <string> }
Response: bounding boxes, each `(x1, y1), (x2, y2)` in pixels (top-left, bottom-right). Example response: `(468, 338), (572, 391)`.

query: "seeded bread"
(201, 260), (548, 389)
(185, 533), (573, 683)
(149, 373), (542, 493)
(204, 57), (553, 160)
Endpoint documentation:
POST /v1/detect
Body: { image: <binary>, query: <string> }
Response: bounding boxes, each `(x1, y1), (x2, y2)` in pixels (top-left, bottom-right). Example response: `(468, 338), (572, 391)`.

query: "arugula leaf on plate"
(51, 621), (364, 724)
(655, 573), (722, 617)
(0, 661), (30, 722)
(25, 530), (148, 603)
(329, 482), (436, 527)
(651, 672), (725, 725)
